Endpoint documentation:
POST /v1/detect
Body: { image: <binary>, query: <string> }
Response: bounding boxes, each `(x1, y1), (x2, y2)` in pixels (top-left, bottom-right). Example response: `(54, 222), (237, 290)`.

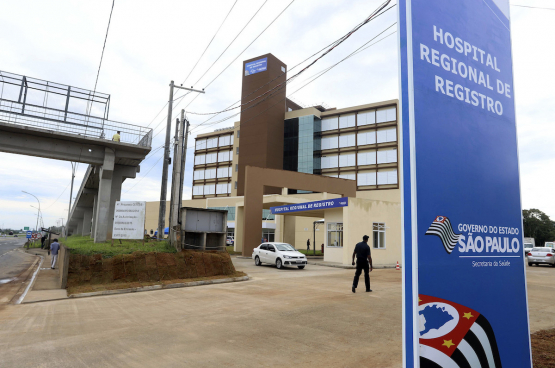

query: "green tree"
(522, 209), (555, 247)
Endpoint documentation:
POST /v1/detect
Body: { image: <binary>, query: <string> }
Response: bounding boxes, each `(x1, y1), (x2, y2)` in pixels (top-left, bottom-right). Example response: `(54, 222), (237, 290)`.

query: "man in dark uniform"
(352, 235), (373, 293)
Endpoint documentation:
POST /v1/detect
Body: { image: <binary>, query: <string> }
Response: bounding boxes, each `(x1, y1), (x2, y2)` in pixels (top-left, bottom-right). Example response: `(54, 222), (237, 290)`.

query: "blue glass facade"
(283, 115), (321, 194)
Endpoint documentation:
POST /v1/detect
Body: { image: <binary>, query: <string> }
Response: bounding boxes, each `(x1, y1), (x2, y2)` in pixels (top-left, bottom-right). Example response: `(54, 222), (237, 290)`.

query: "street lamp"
(22, 191), (40, 238)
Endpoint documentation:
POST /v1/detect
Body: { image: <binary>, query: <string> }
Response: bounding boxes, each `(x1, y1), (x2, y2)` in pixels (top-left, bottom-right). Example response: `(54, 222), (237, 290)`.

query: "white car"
(253, 242), (307, 269)
(527, 247), (555, 267)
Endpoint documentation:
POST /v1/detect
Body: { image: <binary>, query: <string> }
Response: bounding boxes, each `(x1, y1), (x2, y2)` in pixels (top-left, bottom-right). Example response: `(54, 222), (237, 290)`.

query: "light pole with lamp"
(22, 190), (40, 237)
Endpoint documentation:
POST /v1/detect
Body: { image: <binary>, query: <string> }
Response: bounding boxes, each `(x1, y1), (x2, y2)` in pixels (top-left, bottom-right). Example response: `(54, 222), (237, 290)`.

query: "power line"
(185, 0), (392, 117)
(182, 0), (239, 85)
(176, 0), (297, 116)
(192, 22), (398, 135)
(191, 0), (268, 87)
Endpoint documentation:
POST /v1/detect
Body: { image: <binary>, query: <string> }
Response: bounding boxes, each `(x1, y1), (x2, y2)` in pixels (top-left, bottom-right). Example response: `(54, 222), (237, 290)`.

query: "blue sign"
(270, 197), (348, 215)
(244, 57), (267, 76)
(399, 0), (531, 367)
(26, 231), (32, 239)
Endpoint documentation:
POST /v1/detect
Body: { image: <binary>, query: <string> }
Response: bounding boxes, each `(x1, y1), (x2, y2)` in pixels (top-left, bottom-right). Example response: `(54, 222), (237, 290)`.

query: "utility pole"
(169, 111), (186, 246)
(179, 110), (189, 221)
(168, 116), (180, 244)
(157, 82), (205, 241)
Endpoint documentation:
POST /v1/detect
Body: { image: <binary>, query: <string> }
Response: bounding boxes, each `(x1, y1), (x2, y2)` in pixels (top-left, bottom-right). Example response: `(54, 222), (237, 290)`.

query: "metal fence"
(0, 98), (152, 147)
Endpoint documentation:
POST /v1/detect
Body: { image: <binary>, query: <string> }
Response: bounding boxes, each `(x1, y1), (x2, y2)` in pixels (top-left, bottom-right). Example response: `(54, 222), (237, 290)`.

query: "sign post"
(398, 0), (532, 366)
(26, 231), (32, 239)
(112, 201), (146, 241)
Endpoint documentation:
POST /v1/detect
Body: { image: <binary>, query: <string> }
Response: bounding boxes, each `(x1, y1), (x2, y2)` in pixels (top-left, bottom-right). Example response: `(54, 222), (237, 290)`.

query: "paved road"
(0, 258), (553, 367)
(0, 237), (39, 304)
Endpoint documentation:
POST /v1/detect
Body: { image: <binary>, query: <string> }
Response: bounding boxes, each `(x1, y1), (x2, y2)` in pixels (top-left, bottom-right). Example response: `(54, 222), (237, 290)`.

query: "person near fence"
(112, 131), (121, 142)
(49, 238), (60, 269)
(40, 234), (47, 249)
(352, 235), (373, 293)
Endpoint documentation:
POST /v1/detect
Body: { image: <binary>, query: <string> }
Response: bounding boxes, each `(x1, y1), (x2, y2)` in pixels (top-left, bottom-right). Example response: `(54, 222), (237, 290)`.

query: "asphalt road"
(0, 237), (39, 304)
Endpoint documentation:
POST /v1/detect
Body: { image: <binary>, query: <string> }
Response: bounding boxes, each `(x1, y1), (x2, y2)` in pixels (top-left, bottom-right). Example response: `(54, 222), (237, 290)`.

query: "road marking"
(16, 255), (43, 305)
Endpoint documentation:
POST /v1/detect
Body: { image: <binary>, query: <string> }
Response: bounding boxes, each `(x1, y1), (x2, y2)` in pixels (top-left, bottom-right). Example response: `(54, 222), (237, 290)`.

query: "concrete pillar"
(82, 208), (93, 236)
(94, 148), (115, 243)
(90, 193), (98, 239)
(274, 215), (284, 242)
(76, 219), (83, 235)
(106, 165), (137, 240)
(234, 205), (244, 252)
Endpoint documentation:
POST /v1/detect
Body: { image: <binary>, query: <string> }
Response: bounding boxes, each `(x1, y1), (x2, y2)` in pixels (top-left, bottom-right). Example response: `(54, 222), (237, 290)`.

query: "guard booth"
(179, 207), (227, 251)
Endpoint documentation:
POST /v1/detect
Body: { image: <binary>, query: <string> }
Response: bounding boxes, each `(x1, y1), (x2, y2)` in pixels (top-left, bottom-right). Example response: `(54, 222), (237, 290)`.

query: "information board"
(398, 0), (532, 366)
(24, 226), (29, 230)
(112, 201), (146, 240)
(244, 57), (267, 76)
(26, 231), (32, 239)
(270, 197), (348, 215)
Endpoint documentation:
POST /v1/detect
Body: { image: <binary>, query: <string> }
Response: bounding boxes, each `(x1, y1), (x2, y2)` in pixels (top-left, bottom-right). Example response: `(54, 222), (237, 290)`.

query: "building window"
(373, 223), (386, 249)
(237, 130), (240, 138)
(321, 155), (338, 169)
(377, 148), (397, 164)
(207, 137), (218, 149)
(206, 152), (217, 164)
(235, 164), (238, 172)
(194, 154), (206, 165)
(358, 171), (377, 186)
(377, 168), (398, 185)
(193, 169), (205, 180)
(327, 223), (343, 247)
(204, 184), (215, 195)
(193, 185), (204, 195)
(339, 114), (355, 129)
(321, 116), (338, 131)
(236, 147), (239, 155)
(205, 168), (216, 179)
(338, 172), (355, 180)
(218, 150), (231, 162)
(339, 133), (355, 148)
(216, 183), (230, 194)
(376, 106), (396, 123)
(196, 139), (207, 150)
(339, 153), (355, 167)
(376, 127), (396, 143)
(234, 181), (237, 189)
(219, 135), (231, 147)
(358, 150), (377, 166)
(357, 110), (376, 126)
(357, 131), (376, 145)
(217, 167), (230, 178)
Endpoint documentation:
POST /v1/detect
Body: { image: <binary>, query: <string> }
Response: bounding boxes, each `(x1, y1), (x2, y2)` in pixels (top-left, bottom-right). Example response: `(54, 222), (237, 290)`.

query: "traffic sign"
(399, 0), (531, 366)
(26, 231), (32, 239)
(24, 226), (29, 230)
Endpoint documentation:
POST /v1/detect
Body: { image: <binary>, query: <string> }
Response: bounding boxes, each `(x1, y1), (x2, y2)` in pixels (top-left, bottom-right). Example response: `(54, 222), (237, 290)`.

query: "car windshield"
(524, 244), (533, 248)
(531, 248), (551, 252)
(274, 243), (296, 251)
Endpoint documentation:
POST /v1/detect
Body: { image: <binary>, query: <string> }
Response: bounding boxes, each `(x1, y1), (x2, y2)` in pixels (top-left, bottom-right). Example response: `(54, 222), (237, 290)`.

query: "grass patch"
(67, 271), (247, 296)
(26, 241), (42, 249)
(297, 249), (324, 256)
(62, 235), (176, 258)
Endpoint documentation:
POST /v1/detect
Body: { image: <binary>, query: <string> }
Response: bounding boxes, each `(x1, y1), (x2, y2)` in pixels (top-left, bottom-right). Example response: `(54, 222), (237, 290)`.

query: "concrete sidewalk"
(23, 248), (68, 303)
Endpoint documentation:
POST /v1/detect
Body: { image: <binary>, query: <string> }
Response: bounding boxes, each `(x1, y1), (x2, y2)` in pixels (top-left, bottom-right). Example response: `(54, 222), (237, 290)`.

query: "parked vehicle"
(527, 247), (555, 267)
(226, 237), (234, 246)
(252, 242), (307, 269)
(544, 242), (554, 248)
(523, 237), (535, 256)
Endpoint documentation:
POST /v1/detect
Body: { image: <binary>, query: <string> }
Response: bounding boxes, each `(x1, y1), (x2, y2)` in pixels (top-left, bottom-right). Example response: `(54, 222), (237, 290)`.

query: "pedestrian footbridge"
(0, 70), (152, 242)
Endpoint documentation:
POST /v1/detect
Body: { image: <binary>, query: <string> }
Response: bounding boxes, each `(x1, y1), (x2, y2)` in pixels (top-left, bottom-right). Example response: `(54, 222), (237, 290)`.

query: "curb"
(68, 275), (250, 299)
(308, 262), (401, 270)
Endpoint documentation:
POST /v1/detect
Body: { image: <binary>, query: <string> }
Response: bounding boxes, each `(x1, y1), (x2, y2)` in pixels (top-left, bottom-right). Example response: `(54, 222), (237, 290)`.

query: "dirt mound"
(66, 250), (236, 289)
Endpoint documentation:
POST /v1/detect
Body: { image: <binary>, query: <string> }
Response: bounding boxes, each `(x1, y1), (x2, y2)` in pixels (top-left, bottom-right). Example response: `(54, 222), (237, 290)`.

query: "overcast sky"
(0, 0), (553, 230)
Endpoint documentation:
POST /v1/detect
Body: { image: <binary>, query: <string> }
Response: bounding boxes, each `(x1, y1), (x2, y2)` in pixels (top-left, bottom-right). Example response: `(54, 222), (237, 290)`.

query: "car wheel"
(255, 256), (261, 266)
(298, 266), (305, 269)
(276, 258), (283, 269)
(528, 262), (532, 266)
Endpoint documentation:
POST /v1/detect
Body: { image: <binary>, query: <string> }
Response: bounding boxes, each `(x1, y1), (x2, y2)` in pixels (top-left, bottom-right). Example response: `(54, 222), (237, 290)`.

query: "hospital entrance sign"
(398, 0), (532, 367)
